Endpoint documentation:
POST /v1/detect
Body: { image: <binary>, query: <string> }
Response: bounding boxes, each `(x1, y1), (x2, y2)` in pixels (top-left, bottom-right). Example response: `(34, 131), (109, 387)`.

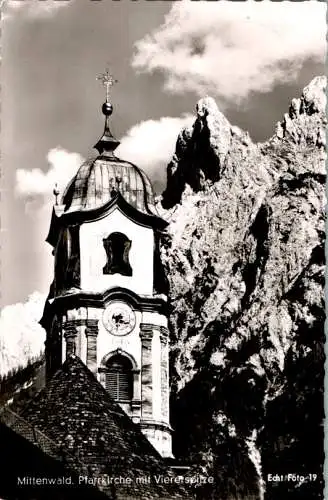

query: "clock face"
(103, 302), (136, 336)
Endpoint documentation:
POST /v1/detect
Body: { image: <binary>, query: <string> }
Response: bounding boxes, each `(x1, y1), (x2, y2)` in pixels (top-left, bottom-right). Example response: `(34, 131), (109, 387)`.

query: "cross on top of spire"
(94, 66), (120, 155)
(97, 67), (118, 103)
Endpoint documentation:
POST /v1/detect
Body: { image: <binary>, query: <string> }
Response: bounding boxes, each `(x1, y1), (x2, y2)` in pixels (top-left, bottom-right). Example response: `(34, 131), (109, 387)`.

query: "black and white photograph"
(0, 1), (326, 499)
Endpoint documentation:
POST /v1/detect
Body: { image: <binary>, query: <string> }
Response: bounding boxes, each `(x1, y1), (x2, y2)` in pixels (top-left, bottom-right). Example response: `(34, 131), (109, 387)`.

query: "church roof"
(46, 76), (168, 246)
(60, 85), (158, 218)
(61, 155), (158, 217)
(20, 356), (193, 500)
(0, 420), (108, 499)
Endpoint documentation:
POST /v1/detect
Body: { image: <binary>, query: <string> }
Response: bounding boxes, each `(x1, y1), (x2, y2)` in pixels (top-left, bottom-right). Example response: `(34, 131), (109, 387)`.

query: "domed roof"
(60, 93), (158, 217)
(62, 155), (157, 215)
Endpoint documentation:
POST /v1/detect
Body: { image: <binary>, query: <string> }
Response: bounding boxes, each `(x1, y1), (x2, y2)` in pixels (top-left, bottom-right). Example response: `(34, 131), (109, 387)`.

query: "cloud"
(116, 114), (194, 187)
(15, 113), (194, 204)
(16, 147), (84, 199)
(0, 292), (46, 376)
(132, 1), (326, 102)
(16, 113), (193, 200)
(2, 0), (71, 21)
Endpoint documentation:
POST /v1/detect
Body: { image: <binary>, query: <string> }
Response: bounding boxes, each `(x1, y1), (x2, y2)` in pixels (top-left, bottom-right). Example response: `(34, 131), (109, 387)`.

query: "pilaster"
(160, 326), (170, 422)
(63, 322), (78, 358)
(139, 324), (154, 418)
(85, 319), (99, 375)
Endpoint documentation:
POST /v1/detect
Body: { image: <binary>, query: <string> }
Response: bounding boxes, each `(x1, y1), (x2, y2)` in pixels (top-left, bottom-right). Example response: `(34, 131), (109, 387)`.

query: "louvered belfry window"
(105, 355), (133, 401)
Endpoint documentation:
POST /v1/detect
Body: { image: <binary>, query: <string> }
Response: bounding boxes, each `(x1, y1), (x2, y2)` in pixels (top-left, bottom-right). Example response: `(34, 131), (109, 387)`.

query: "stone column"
(64, 322), (78, 358)
(85, 319), (98, 375)
(139, 324), (154, 418)
(160, 326), (170, 422)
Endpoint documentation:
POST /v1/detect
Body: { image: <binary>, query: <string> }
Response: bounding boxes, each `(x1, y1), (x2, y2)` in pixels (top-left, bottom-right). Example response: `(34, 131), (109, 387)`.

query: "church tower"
(40, 71), (172, 458)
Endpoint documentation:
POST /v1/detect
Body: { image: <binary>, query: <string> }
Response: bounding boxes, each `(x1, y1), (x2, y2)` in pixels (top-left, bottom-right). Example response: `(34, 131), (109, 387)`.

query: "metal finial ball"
(102, 102), (113, 116)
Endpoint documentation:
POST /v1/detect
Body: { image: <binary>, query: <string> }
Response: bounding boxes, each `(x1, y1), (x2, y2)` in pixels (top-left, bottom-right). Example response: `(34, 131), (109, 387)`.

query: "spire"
(94, 67), (120, 156)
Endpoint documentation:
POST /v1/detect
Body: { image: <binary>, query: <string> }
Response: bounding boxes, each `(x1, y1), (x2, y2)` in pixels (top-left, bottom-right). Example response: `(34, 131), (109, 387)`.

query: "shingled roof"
(20, 355), (194, 500)
(0, 421), (109, 500)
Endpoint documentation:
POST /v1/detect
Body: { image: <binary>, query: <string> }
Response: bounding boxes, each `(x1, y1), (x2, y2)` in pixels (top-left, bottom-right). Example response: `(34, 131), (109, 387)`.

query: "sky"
(0, 0), (326, 367)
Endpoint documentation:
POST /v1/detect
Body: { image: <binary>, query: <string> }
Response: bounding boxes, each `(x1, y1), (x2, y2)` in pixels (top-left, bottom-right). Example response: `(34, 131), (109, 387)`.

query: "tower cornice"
(46, 191), (168, 247)
(40, 287), (168, 329)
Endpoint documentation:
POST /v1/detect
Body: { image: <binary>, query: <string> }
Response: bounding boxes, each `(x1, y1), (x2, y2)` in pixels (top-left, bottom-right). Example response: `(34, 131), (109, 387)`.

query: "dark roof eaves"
(60, 192), (168, 230)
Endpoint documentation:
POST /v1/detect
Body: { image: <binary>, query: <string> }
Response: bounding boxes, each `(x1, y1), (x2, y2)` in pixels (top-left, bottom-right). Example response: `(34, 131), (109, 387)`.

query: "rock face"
(160, 76), (326, 500)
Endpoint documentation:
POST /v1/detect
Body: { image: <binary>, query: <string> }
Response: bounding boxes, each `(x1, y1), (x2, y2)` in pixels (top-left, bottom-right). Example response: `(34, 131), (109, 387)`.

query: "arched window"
(105, 355), (133, 401)
(103, 232), (132, 276)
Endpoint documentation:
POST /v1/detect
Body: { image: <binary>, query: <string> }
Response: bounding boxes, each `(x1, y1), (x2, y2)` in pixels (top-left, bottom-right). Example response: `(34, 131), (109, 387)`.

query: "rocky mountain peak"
(161, 77), (325, 499)
(162, 76), (326, 211)
(274, 75), (326, 147)
(195, 95), (250, 146)
(301, 75), (326, 114)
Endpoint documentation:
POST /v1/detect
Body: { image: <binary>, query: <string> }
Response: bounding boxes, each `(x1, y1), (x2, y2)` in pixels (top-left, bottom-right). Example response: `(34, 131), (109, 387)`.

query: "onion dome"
(62, 155), (157, 215)
(61, 71), (158, 216)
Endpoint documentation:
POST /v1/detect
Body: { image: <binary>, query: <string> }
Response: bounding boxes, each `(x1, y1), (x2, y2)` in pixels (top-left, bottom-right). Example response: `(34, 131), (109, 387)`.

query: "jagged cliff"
(159, 76), (326, 500)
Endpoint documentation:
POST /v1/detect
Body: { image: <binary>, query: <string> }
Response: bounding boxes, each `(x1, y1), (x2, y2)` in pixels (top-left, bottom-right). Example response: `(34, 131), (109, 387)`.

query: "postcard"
(0, 1), (326, 499)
